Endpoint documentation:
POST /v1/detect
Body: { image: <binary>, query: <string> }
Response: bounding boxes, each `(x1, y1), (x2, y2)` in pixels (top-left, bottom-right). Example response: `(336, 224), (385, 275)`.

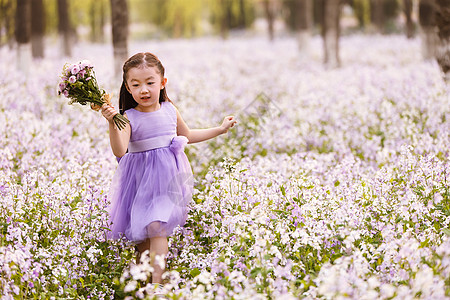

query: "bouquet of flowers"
(58, 60), (129, 130)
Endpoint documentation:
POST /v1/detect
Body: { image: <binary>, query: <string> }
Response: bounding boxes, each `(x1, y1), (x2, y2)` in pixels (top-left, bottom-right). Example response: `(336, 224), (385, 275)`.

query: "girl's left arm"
(176, 109), (237, 144)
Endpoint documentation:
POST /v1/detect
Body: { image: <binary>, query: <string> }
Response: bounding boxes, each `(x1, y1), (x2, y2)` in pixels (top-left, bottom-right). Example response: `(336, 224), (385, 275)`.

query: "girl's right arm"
(101, 104), (131, 157)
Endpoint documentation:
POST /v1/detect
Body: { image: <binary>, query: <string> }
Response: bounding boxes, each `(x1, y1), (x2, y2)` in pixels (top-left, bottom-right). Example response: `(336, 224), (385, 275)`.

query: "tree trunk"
(238, 0), (246, 28)
(371, 0), (385, 33)
(57, 0), (71, 57)
(297, 0), (313, 53)
(90, 0), (106, 42)
(435, 0), (450, 81)
(264, 0), (275, 41)
(90, 0), (99, 42)
(322, 0), (342, 68)
(15, 0), (31, 73)
(110, 0), (129, 77)
(2, 0), (15, 48)
(403, 0), (415, 38)
(31, 0), (45, 58)
(218, 0), (231, 39)
(353, 0), (370, 29)
(173, 9), (183, 38)
(99, 0), (106, 43)
(419, 0), (438, 60)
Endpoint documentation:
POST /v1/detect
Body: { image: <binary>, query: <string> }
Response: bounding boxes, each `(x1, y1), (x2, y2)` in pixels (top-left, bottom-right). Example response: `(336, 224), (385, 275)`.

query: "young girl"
(101, 52), (236, 284)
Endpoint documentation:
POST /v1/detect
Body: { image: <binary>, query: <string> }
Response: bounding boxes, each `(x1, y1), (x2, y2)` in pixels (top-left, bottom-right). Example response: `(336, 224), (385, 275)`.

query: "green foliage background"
(0, 0), (406, 43)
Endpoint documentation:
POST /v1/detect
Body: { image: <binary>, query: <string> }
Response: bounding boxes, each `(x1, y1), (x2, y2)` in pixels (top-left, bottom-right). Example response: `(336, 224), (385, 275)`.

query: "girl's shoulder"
(123, 108), (137, 122)
(124, 107), (136, 114)
(162, 101), (177, 122)
(162, 101), (177, 113)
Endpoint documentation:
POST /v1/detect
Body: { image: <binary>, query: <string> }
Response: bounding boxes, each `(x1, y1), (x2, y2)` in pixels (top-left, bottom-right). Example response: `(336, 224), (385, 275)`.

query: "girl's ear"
(161, 78), (168, 90)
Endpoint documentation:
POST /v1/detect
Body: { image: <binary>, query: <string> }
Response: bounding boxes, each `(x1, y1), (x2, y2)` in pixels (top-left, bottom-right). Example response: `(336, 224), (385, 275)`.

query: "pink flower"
(58, 82), (67, 92)
(79, 70), (86, 78)
(71, 65), (80, 75)
(63, 90), (69, 97)
(69, 76), (76, 84)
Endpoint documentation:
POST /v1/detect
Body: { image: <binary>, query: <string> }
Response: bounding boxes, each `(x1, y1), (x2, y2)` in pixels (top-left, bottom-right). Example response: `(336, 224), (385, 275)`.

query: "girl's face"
(125, 66), (167, 112)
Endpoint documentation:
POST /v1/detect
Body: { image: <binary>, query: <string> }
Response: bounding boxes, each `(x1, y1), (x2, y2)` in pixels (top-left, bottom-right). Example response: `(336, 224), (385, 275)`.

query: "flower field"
(0, 34), (449, 299)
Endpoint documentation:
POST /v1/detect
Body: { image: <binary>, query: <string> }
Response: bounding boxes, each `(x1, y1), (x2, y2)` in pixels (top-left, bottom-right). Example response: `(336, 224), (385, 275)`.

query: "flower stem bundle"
(58, 60), (129, 130)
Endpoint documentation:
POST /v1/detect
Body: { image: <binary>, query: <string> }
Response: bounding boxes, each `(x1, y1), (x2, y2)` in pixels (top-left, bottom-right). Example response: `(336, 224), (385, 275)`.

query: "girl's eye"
(147, 82), (154, 85)
(132, 84), (139, 87)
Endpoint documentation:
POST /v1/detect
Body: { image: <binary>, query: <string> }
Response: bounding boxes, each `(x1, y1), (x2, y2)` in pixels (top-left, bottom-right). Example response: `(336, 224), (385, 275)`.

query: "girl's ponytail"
(118, 81), (138, 115)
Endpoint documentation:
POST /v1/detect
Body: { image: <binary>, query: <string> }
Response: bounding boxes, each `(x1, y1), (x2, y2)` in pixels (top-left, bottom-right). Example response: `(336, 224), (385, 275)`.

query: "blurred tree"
(313, 0), (324, 26)
(42, 0), (57, 35)
(31, 0), (45, 58)
(90, 0), (107, 42)
(435, 0), (450, 80)
(263, 0), (276, 41)
(164, 0), (204, 38)
(111, 0), (128, 77)
(1, 0), (15, 48)
(371, 0), (384, 32)
(15, 0), (31, 72)
(403, 0), (415, 38)
(353, 0), (371, 29)
(130, 0), (205, 38)
(383, 0), (400, 19)
(296, 0), (313, 52)
(210, 0), (255, 38)
(370, 0), (400, 33)
(419, 0), (438, 59)
(283, 0), (299, 31)
(283, 0), (313, 51)
(57, 0), (72, 56)
(321, 0), (342, 67)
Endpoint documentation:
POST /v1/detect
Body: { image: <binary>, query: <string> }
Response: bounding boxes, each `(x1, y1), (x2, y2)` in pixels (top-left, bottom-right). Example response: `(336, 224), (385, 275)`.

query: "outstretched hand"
(101, 103), (118, 124)
(220, 116), (237, 133)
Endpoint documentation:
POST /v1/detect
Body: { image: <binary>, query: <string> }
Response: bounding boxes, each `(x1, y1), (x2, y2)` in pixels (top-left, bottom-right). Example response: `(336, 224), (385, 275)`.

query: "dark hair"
(119, 52), (172, 115)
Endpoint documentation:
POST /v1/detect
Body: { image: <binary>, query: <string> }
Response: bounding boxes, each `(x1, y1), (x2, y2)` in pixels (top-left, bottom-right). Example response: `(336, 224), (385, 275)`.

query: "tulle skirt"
(107, 137), (193, 242)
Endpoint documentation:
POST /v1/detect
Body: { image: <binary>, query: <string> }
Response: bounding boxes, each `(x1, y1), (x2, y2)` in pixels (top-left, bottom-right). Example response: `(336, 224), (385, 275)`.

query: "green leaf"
(280, 185), (286, 196)
(442, 228), (450, 236)
(190, 268), (201, 277)
(250, 267), (262, 278)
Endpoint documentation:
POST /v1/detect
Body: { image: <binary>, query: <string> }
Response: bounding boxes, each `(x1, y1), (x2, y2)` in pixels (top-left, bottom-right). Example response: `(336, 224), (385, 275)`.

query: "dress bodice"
(125, 101), (177, 142)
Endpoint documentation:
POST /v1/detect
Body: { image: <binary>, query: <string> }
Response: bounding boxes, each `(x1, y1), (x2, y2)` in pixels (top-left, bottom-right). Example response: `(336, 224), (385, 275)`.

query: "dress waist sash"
(128, 134), (176, 153)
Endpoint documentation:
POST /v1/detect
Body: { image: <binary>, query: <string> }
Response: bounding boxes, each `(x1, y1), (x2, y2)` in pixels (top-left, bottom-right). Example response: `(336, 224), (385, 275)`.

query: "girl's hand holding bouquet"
(58, 60), (129, 130)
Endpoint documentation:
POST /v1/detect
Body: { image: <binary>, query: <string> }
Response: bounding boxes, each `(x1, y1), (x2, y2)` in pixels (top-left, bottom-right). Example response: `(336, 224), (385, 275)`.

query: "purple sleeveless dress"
(107, 101), (193, 242)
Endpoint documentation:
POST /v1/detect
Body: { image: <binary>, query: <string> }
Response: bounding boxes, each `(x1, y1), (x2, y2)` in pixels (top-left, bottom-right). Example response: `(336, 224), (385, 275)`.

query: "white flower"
(124, 280), (137, 293)
(154, 254), (165, 270)
(129, 264), (149, 281)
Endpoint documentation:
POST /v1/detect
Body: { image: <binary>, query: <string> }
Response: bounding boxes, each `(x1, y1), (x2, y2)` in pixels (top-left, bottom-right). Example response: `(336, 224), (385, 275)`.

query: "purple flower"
(69, 76), (76, 84)
(169, 136), (188, 155)
(63, 90), (69, 97)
